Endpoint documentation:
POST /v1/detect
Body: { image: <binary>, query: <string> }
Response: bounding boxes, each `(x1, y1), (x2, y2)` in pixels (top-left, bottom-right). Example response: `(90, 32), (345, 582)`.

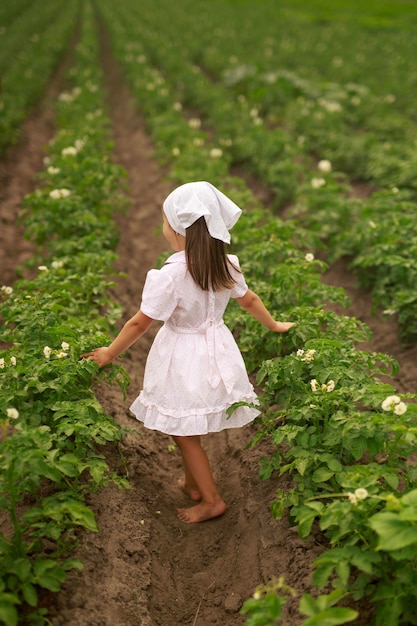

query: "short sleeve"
(140, 269), (178, 321)
(228, 255), (248, 299)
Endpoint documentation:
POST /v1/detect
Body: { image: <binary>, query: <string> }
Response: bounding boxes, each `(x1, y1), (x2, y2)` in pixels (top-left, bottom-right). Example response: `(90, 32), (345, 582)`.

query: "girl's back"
(141, 251), (247, 329)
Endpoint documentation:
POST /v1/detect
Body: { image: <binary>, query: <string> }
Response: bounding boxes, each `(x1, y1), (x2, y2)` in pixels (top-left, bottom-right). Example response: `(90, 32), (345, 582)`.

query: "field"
(1, 1), (417, 625)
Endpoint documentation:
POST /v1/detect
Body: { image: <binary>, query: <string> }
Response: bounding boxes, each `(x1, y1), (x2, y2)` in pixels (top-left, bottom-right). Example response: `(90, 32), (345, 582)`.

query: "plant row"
(0, 4), (130, 624)
(97, 0), (417, 343)
(0, 0), (79, 156)
(95, 4), (417, 624)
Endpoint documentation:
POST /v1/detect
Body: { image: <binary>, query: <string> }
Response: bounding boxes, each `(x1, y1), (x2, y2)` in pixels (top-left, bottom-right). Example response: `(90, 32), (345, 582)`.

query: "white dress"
(129, 251), (260, 436)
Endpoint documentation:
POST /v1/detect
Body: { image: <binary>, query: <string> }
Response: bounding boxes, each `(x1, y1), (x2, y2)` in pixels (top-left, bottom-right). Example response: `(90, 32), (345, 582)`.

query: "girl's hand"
(270, 321), (297, 333)
(81, 347), (115, 367)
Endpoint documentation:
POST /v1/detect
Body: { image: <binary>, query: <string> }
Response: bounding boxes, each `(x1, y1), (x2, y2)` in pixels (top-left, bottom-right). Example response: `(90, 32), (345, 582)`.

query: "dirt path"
(44, 40), (329, 626)
(1, 29), (415, 626)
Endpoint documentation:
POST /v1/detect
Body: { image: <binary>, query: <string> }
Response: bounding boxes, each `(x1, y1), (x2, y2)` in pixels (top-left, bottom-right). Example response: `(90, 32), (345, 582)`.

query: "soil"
(1, 31), (416, 626)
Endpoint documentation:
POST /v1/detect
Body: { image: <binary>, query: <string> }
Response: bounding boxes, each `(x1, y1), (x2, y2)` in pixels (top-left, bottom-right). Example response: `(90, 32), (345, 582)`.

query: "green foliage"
(0, 2), (131, 620)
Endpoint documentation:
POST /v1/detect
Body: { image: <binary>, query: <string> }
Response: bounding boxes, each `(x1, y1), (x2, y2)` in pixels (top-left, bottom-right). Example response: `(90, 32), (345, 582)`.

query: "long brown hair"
(185, 217), (238, 291)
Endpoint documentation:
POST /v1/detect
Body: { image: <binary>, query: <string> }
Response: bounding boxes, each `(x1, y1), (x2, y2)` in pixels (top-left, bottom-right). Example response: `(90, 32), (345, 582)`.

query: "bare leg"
(172, 436), (202, 501)
(171, 435), (226, 523)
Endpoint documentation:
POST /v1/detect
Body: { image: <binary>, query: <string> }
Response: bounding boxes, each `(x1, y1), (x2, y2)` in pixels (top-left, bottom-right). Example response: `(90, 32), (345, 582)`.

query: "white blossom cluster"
(0, 356), (17, 369)
(1, 285), (13, 296)
(37, 260), (65, 272)
(43, 342), (70, 360)
(58, 87), (81, 103)
(311, 177), (326, 189)
(49, 188), (71, 200)
(317, 159), (332, 173)
(347, 487), (369, 505)
(188, 117), (201, 129)
(311, 379), (335, 393)
(61, 138), (85, 157)
(6, 408), (19, 420)
(297, 348), (316, 363)
(381, 395), (407, 416)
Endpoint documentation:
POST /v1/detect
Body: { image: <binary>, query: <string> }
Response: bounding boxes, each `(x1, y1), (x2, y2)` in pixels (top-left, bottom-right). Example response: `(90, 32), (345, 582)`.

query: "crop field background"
(1, 1), (417, 625)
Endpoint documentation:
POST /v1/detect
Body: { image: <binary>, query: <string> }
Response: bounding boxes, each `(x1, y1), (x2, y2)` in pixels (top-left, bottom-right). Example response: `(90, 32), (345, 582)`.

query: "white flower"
(61, 342), (70, 351)
(43, 346), (52, 359)
(368, 220), (377, 228)
(347, 492), (358, 505)
(7, 408), (19, 420)
(326, 380), (335, 393)
(10, 357), (16, 366)
(193, 138), (204, 147)
(354, 488), (369, 501)
(172, 147), (180, 156)
(311, 177), (326, 189)
(51, 260), (64, 269)
(0, 358), (4, 368)
(383, 308), (396, 316)
(394, 402), (407, 416)
(209, 148), (223, 158)
(305, 253), (314, 262)
(320, 100), (342, 113)
(56, 351), (67, 359)
(1, 285), (13, 295)
(61, 146), (78, 157)
(188, 118), (201, 129)
(58, 91), (73, 103)
(173, 102), (182, 111)
(392, 187), (399, 194)
(38, 265), (48, 272)
(47, 166), (60, 175)
(49, 188), (71, 199)
(310, 379), (319, 392)
(300, 349), (317, 363)
(381, 395), (401, 411)
(75, 138), (86, 150)
(318, 159), (332, 173)
(309, 404), (317, 409)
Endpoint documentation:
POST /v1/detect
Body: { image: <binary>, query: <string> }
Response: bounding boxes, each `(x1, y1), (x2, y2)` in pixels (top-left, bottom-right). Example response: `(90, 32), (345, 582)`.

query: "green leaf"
(8, 558), (31, 582)
(369, 512), (417, 551)
(35, 574), (63, 593)
(312, 467), (335, 483)
(313, 564), (335, 589)
(300, 594), (318, 617)
(0, 603), (18, 626)
(301, 608), (359, 625)
(22, 583), (38, 607)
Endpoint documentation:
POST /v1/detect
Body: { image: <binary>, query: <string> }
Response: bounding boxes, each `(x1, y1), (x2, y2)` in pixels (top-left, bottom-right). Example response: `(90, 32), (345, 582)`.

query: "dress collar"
(165, 250), (186, 264)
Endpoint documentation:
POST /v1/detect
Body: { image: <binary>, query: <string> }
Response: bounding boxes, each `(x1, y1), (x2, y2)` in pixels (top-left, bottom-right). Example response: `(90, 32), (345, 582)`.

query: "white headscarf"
(163, 181), (242, 244)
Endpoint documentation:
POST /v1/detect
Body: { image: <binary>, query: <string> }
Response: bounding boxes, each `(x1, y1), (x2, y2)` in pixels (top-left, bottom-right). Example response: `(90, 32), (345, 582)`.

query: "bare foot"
(177, 479), (202, 501)
(176, 498), (226, 523)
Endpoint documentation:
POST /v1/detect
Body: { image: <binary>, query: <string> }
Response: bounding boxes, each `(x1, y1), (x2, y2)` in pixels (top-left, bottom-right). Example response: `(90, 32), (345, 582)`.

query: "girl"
(82, 181), (295, 523)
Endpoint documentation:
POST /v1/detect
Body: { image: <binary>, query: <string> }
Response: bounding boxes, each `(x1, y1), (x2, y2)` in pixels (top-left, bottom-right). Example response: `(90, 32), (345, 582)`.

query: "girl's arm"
(81, 310), (154, 367)
(236, 289), (295, 332)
